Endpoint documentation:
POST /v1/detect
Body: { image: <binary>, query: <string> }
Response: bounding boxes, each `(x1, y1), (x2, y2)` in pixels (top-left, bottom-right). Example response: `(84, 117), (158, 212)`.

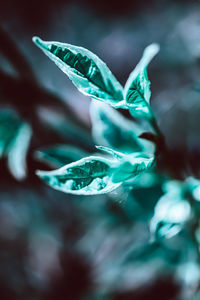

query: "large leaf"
(111, 154), (154, 183)
(33, 37), (124, 107)
(36, 156), (121, 195)
(90, 101), (145, 153)
(35, 144), (87, 168)
(124, 44), (160, 120)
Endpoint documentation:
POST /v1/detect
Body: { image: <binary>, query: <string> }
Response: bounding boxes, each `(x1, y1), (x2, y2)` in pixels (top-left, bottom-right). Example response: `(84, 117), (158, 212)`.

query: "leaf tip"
(32, 36), (41, 44)
(36, 169), (46, 178)
(145, 43), (160, 57)
(95, 145), (102, 150)
(32, 36), (46, 50)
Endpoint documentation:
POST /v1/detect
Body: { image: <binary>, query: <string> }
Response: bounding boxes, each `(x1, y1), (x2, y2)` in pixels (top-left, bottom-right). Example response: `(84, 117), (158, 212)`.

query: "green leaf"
(33, 37), (124, 107)
(111, 155), (154, 183)
(150, 181), (191, 239)
(36, 156), (121, 195)
(90, 101), (144, 153)
(0, 109), (21, 157)
(35, 144), (87, 168)
(0, 109), (32, 180)
(124, 44), (160, 120)
(7, 122), (32, 180)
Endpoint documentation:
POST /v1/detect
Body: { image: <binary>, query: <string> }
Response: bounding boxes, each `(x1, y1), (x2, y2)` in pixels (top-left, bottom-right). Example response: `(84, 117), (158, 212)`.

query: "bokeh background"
(1, 0), (200, 299)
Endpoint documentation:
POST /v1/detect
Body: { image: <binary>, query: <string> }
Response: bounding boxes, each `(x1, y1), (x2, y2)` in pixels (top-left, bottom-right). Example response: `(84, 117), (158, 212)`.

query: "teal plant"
(32, 38), (200, 294)
(33, 37), (160, 195)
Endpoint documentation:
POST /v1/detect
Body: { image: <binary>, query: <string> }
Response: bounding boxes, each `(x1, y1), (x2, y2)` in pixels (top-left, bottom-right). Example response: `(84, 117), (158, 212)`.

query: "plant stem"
(150, 114), (164, 141)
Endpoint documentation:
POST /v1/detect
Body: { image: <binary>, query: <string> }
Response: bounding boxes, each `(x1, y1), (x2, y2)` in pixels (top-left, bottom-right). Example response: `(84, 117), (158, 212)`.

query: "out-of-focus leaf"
(35, 144), (87, 168)
(186, 177), (200, 202)
(33, 37), (124, 108)
(38, 107), (93, 148)
(150, 180), (191, 239)
(124, 44), (159, 120)
(36, 156), (121, 195)
(133, 171), (164, 189)
(90, 101), (144, 153)
(0, 109), (32, 180)
(7, 122), (32, 180)
(177, 262), (200, 286)
(111, 155), (154, 183)
(163, 177), (200, 202)
(0, 109), (21, 157)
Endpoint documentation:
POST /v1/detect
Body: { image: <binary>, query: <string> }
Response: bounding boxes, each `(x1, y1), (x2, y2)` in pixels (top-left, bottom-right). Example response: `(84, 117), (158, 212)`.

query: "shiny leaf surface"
(124, 44), (159, 120)
(37, 156), (121, 195)
(33, 37), (124, 107)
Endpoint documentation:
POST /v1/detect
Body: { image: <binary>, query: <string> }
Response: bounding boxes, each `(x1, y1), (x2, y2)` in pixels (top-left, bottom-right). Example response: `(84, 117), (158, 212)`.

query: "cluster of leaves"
(33, 37), (158, 195)
(2, 31), (200, 298)
(30, 36), (200, 295)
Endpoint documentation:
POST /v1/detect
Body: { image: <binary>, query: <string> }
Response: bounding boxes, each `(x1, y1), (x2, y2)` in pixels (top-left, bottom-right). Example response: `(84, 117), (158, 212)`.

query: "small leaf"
(36, 156), (121, 195)
(35, 144), (87, 168)
(111, 155), (154, 183)
(90, 101), (144, 153)
(0, 109), (21, 157)
(33, 37), (124, 107)
(7, 122), (32, 180)
(150, 181), (191, 240)
(124, 44), (160, 120)
(0, 109), (32, 180)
